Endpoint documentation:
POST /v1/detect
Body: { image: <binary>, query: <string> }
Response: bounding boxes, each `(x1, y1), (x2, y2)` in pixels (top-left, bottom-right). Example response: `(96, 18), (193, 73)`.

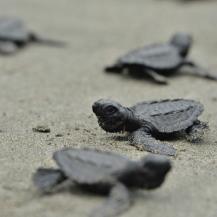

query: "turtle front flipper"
(90, 183), (131, 217)
(130, 129), (177, 156)
(145, 69), (169, 85)
(0, 41), (17, 55)
(104, 63), (123, 73)
(28, 33), (66, 47)
(181, 60), (217, 81)
(33, 168), (66, 193)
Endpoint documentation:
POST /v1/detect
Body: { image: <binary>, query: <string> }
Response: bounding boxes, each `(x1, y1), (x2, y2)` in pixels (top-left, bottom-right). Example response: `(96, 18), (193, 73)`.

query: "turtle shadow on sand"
(110, 134), (129, 142)
(111, 130), (192, 142)
(108, 66), (184, 84)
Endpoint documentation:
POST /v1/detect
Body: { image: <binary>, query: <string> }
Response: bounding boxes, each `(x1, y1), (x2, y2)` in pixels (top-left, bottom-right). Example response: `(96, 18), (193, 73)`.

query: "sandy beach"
(0, 0), (217, 216)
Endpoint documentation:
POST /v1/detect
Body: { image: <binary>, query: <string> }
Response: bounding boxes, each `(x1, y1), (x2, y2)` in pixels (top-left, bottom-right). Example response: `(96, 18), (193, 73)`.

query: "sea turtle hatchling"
(0, 17), (64, 55)
(105, 32), (217, 84)
(92, 99), (208, 156)
(33, 148), (171, 217)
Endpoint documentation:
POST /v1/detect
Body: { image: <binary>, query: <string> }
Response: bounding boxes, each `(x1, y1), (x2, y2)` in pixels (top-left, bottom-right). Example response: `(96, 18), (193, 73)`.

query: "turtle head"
(118, 155), (171, 189)
(92, 99), (127, 133)
(138, 155), (171, 189)
(170, 32), (193, 57)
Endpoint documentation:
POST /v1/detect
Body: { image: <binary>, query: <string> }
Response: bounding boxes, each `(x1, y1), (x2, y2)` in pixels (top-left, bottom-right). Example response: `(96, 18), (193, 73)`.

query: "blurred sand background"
(0, 0), (217, 216)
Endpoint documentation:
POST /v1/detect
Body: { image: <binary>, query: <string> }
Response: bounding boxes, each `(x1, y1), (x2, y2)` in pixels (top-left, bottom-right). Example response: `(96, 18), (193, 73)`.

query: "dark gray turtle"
(0, 17), (64, 55)
(33, 148), (171, 217)
(105, 32), (217, 84)
(92, 99), (208, 156)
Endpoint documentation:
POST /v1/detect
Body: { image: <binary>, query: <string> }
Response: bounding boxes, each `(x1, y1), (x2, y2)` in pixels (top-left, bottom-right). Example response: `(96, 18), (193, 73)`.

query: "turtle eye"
(106, 106), (117, 114)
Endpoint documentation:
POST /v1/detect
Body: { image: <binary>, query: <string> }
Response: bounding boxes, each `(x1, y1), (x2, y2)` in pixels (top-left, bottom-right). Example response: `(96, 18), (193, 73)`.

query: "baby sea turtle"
(105, 32), (217, 84)
(0, 17), (64, 55)
(92, 99), (208, 156)
(33, 148), (171, 217)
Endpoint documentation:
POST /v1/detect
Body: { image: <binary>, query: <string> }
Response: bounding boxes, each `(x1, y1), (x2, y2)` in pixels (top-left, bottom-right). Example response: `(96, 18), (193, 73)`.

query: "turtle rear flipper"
(90, 183), (131, 217)
(130, 129), (177, 156)
(185, 121), (208, 143)
(33, 168), (66, 193)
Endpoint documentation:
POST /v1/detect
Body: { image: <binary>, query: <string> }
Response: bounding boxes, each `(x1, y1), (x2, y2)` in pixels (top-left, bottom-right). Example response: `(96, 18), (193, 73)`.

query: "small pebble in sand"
(74, 127), (80, 131)
(33, 125), (51, 133)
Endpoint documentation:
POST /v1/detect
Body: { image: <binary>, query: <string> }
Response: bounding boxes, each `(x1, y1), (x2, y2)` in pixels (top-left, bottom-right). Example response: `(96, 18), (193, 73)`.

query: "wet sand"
(0, 0), (217, 216)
